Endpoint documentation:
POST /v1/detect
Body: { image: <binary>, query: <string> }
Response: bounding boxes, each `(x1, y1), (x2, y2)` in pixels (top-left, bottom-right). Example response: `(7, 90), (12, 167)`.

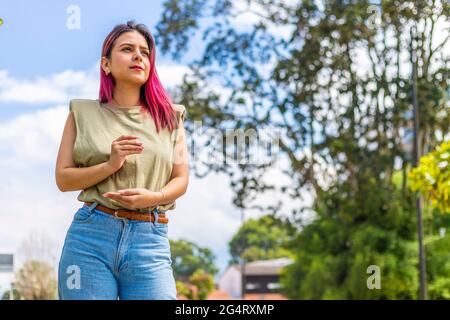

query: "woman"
(55, 20), (188, 300)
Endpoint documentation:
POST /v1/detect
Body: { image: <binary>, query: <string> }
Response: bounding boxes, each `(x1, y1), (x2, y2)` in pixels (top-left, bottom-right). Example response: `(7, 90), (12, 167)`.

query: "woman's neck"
(112, 83), (141, 108)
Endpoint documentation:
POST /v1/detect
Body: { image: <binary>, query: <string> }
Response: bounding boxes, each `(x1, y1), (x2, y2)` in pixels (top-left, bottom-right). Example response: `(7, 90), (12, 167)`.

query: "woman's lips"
(130, 66), (144, 71)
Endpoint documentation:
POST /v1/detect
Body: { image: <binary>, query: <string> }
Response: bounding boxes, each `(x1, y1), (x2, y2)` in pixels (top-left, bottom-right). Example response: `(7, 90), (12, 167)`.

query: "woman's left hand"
(102, 188), (162, 209)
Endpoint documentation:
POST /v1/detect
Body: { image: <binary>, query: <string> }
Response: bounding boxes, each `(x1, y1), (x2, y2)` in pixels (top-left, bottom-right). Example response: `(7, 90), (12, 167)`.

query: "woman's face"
(102, 30), (151, 87)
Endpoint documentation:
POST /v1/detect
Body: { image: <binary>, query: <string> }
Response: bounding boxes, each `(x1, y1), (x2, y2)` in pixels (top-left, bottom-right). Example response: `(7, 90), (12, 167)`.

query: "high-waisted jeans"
(58, 202), (177, 300)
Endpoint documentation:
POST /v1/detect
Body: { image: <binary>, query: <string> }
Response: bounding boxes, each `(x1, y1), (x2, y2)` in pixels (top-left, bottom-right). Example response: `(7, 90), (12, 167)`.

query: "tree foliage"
(409, 140), (450, 213)
(156, 0), (449, 213)
(156, 0), (449, 299)
(14, 260), (57, 300)
(280, 176), (420, 299)
(170, 238), (218, 299)
(228, 214), (296, 265)
(170, 238), (218, 279)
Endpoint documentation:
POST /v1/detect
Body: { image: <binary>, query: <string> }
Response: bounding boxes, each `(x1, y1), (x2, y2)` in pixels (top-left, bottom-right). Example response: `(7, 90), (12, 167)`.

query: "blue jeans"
(58, 202), (177, 300)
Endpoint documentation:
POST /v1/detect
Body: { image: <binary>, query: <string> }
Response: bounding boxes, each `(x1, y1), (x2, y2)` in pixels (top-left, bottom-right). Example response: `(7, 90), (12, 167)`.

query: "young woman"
(55, 20), (188, 300)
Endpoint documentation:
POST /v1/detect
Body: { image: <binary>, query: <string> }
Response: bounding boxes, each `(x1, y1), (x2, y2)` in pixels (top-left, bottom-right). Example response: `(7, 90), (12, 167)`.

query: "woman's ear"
(101, 56), (111, 75)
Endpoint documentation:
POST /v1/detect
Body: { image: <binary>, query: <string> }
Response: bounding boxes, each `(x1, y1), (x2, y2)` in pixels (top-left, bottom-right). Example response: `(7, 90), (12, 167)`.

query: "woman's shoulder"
(172, 103), (186, 121)
(69, 99), (101, 112)
(172, 103), (186, 113)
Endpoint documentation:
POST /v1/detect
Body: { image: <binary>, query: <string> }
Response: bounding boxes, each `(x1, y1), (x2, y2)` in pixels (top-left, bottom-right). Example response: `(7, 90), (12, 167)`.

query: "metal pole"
(410, 24), (427, 300)
(240, 208), (246, 300)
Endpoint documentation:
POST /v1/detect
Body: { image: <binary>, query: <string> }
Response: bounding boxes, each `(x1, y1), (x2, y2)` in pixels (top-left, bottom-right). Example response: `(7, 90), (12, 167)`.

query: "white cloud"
(0, 105), (67, 168)
(157, 64), (193, 88)
(0, 68), (97, 104)
(0, 62), (193, 105)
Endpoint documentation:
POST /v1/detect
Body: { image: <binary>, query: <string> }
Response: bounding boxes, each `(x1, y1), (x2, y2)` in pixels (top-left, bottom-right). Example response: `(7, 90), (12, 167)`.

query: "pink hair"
(99, 20), (177, 132)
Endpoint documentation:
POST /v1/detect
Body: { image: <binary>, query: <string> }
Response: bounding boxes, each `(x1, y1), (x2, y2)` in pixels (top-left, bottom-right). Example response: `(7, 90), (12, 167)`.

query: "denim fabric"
(58, 202), (177, 300)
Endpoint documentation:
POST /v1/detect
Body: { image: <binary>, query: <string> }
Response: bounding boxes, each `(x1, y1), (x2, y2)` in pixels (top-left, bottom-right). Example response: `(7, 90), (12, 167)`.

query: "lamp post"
(410, 23), (427, 300)
(240, 207), (246, 300)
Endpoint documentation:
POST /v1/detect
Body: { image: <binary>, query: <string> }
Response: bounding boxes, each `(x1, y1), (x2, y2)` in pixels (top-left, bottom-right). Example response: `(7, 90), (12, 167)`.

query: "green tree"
(1, 285), (21, 300)
(409, 140), (450, 213)
(228, 214), (296, 264)
(176, 280), (192, 299)
(281, 169), (450, 299)
(396, 158), (450, 299)
(156, 0), (449, 299)
(156, 0), (449, 214)
(14, 260), (58, 300)
(170, 239), (219, 279)
(280, 175), (419, 299)
(425, 210), (450, 299)
(170, 239), (218, 299)
(189, 269), (215, 299)
(175, 270), (215, 300)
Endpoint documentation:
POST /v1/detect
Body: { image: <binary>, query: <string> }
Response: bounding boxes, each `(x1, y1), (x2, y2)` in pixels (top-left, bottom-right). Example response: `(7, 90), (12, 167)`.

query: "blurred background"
(0, 0), (448, 300)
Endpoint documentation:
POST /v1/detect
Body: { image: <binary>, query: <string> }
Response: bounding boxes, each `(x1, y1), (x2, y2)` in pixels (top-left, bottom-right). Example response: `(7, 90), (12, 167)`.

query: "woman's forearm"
(159, 176), (188, 205)
(56, 162), (117, 192)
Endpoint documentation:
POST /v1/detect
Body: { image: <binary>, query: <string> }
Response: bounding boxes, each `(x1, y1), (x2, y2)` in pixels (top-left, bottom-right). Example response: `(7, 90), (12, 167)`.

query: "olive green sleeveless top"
(69, 98), (186, 212)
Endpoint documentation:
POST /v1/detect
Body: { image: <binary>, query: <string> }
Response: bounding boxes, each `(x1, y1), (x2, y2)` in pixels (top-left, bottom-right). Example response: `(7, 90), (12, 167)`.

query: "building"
(218, 257), (293, 299)
(0, 254), (14, 299)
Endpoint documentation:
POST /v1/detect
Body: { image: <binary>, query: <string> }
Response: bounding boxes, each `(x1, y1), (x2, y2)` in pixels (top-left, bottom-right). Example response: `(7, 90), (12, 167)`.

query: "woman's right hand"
(106, 135), (144, 171)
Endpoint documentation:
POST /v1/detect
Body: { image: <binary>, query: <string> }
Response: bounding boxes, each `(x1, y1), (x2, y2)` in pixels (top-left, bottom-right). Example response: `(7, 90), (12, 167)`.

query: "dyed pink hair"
(99, 20), (176, 132)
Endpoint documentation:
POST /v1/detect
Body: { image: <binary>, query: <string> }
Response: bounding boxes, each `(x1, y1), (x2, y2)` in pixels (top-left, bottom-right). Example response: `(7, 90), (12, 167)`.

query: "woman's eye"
(122, 47), (149, 56)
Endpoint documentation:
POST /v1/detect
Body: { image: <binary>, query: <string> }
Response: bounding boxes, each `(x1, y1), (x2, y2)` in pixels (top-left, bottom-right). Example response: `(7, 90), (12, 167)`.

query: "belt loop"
(88, 201), (98, 212)
(152, 208), (159, 226)
(114, 209), (126, 220)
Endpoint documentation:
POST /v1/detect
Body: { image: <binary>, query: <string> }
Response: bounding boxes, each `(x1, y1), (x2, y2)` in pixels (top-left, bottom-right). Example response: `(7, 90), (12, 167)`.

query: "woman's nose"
(133, 51), (143, 61)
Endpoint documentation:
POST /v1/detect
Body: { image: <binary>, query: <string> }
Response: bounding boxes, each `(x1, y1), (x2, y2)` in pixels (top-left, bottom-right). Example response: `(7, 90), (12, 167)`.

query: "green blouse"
(69, 98), (186, 212)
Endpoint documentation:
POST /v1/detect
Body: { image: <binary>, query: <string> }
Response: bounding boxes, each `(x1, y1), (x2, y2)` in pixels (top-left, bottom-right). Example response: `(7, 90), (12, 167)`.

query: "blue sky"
(0, 0), (171, 76)
(0, 0), (203, 120)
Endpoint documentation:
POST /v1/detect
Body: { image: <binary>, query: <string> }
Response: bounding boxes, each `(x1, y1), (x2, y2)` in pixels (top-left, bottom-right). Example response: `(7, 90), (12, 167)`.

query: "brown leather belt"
(84, 202), (169, 224)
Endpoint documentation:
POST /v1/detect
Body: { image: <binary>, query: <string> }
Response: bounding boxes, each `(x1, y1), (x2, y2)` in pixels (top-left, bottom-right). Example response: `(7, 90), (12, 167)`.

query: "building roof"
(230, 257), (293, 276)
(0, 254), (14, 272)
